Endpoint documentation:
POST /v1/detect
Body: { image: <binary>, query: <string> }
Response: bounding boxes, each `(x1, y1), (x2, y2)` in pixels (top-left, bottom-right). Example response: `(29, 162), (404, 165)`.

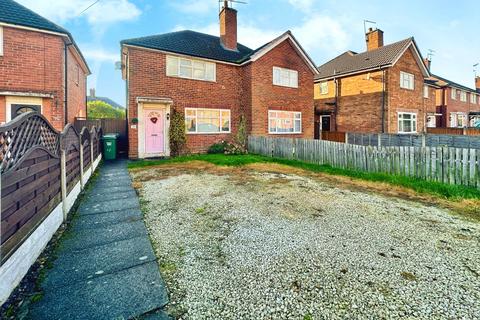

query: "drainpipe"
(381, 68), (386, 133)
(334, 70), (338, 131)
(64, 41), (73, 126)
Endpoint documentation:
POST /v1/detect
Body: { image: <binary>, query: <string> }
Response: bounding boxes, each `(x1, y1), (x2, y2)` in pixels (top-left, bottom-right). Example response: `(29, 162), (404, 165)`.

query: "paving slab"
(78, 196), (140, 214)
(71, 207), (142, 231)
(83, 189), (138, 204)
(29, 261), (168, 320)
(43, 236), (157, 288)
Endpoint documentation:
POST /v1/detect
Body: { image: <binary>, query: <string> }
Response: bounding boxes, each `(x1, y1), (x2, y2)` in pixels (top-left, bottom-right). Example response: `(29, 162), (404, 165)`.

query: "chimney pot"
(366, 28), (384, 51)
(219, 3), (238, 51)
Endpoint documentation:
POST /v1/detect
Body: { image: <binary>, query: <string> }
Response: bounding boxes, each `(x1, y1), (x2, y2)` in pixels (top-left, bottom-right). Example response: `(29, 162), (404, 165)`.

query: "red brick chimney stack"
(423, 58), (431, 71)
(366, 28), (384, 51)
(476, 76), (480, 91)
(219, 0), (238, 51)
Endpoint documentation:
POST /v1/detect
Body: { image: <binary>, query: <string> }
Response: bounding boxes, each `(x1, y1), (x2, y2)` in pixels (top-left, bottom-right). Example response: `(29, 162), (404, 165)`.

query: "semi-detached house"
(0, 0), (90, 130)
(314, 28), (432, 137)
(121, 2), (318, 158)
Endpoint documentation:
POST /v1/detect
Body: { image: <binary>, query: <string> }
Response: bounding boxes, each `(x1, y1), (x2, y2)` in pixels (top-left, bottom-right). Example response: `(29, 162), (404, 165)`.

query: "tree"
(87, 100), (125, 119)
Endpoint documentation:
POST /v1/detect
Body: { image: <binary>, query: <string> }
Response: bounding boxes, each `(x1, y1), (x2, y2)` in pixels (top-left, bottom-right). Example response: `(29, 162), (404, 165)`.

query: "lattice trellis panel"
(0, 113), (60, 173)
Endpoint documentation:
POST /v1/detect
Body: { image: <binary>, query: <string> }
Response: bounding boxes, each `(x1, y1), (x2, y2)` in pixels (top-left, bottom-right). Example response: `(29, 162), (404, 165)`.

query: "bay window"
(268, 110), (302, 134)
(167, 55), (216, 82)
(398, 112), (417, 133)
(185, 108), (230, 134)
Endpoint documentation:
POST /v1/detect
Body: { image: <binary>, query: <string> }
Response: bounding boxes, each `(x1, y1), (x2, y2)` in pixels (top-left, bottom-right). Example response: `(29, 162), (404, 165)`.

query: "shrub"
(169, 109), (186, 156)
(235, 115), (247, 149)
(208, 140), (247, 155)
(208, 141), (228, 154)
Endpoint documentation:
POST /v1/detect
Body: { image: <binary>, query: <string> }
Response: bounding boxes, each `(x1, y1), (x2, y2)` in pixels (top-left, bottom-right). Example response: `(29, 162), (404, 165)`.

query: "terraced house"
(0, 0), (90, 130)
(314, 28), (432, 136)
(121, 2), (317, 158)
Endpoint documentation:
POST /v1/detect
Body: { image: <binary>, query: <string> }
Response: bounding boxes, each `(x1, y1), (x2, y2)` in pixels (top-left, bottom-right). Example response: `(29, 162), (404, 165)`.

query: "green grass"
(128, 154), (480, 200)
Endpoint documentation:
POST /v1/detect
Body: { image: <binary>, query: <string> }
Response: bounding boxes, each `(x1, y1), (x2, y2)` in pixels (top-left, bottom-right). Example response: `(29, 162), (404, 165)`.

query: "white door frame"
(319, 115), (331, 131)
(138, 102), (171, 158)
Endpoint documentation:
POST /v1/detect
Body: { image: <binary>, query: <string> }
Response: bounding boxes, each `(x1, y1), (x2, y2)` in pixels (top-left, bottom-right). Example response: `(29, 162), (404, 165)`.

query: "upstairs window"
(320, 82), (328, 95)
(400, 71), (414, 90)
(460, 91), (467, 102)
(273, 67), (298, 88)
(0, 27), (3, 56)
(167, 55), (216, 82)
(470, 93), (477, 104)
(451, 88), (456, 100)
(423, 85), (429, 98)
(398, 112), (417, 134)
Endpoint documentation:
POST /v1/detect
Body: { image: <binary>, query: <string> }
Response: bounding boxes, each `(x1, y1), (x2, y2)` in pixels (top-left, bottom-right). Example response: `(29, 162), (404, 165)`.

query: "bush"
(208, 140), (247, 155)
(169, 109), (186, 156)
(208, 141), (228, 154)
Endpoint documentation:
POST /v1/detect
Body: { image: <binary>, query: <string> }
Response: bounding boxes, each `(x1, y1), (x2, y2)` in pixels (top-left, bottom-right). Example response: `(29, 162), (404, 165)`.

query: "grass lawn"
(128, 154), (480, 202)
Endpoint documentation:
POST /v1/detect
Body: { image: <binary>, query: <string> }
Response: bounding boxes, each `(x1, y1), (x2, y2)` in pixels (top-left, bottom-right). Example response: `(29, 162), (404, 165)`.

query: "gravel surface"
(133, 166), (480, 320)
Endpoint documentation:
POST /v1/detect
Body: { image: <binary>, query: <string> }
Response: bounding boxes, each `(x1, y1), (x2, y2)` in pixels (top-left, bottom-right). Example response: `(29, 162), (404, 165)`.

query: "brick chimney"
(219, 1), (237, 51)
(423, 58), (431, 71)
(366, 28), (384, 51)
(476, 76), (480, 91)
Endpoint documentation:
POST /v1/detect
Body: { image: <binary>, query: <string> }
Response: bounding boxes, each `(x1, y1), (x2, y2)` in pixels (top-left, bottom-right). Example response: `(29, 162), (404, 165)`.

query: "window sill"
(273, 83), (298, 89)
(268, 132), (302, 135)
(187, 132), (231, 135)
(167, 74), (216, 83)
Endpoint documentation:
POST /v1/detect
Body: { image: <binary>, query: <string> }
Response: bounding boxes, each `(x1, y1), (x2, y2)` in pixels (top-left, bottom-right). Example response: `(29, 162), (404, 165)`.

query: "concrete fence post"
(377, 134), (382, 147)
(422, 134), (426, 148)
(79, 138), (84, 190)
(60, 149), (67, 221)
(345, 132), (349, 145)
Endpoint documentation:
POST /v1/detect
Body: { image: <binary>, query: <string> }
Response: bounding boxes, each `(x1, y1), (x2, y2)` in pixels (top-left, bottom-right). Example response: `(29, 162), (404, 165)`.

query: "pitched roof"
(428, 74), (478, 93)
(0, 0), (90, 74)
(315, 37), (427, 80)
(87, 96), (124, 109)
(121, 30), (255, 64)
(0, 0), (67, 34)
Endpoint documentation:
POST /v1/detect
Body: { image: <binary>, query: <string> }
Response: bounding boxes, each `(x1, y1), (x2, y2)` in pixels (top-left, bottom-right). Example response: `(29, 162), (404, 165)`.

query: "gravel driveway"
(131, 163), (480, 320)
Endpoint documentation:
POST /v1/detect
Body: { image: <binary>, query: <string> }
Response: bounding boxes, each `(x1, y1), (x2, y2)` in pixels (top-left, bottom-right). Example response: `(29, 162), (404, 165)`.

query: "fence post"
(90, 132), (94, 170)
(422, 134), (426, 148)
(377, 134), (382, 147)
(79, 137), (84, 190)
(60, 149), (68, 221)
(345, 132), (349, 145)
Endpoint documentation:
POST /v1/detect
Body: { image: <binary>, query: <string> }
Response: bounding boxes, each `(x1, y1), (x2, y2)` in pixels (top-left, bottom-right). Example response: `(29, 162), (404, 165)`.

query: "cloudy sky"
(17, 0), (480, 106)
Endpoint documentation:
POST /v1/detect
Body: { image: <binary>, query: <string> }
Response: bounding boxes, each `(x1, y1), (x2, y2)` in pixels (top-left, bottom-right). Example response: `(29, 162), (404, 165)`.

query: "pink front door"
(144, 110), (165, 154)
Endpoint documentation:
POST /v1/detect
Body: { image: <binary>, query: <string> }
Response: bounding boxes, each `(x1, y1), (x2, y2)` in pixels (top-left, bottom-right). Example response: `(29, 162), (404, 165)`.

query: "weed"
(303, 313), (313, 320)
(400, 271), (417, 281)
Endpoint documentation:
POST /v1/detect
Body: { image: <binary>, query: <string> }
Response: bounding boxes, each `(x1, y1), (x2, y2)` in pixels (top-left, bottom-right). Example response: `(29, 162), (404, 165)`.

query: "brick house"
(0, 0), (90, 130)
(314, 28), (432, 136)
(121, 2), (317, 158)
(425, 70), (480, 128)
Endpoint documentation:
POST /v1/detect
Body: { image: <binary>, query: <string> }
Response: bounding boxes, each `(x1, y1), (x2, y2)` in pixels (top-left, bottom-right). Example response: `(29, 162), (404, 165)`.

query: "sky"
(17, 0), (480, 107)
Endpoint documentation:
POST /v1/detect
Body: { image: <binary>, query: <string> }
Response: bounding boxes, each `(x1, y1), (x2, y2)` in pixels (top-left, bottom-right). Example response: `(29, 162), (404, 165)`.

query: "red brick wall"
(0, 26), (87, 130)
(249, 39), (314, 139)
(66, 47), (88, 123)
(126, 47), (246, 157)
(387, 47), (427, 133)
(444, 87), (480, 126)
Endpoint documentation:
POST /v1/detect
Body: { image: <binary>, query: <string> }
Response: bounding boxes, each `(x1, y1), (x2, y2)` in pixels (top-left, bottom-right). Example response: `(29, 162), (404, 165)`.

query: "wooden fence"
(321, 131), (346, 143)
(0, 112), (102, 303)
(427, 127), (480, 136)
(74, 118), (127, 153)
(248, 136), (480, 189)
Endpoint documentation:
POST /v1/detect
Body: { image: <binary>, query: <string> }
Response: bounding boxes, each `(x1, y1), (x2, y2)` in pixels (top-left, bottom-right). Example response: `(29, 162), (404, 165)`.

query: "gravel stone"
(133, 168), (480, 320)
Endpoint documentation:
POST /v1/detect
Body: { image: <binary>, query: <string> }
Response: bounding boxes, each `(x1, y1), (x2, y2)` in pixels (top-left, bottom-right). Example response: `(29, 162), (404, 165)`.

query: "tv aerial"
(219, 0), (247, 11)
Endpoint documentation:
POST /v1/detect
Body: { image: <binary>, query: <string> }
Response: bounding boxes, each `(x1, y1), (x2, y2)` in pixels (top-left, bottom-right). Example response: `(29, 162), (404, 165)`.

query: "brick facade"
(314, 46), (434, 135)
(0, 26), (88, 130)
(125, 38), (315, 158)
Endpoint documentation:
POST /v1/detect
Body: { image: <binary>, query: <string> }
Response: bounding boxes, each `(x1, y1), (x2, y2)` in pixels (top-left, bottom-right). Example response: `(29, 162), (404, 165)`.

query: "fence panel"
(75, 118), (127, 153)
(248, 136), (480, 189)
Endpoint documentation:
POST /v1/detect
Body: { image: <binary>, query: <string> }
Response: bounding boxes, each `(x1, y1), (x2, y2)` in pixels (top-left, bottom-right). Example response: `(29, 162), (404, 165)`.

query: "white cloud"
(16, 0), (141, 26)
(82, 47), (118, 63)
(169, 0), (217, 15)
(288, 0), (314, 12)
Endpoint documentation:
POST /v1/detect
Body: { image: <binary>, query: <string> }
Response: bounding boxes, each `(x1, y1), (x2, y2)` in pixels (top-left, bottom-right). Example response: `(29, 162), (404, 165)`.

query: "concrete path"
(28, 160), (170, 320)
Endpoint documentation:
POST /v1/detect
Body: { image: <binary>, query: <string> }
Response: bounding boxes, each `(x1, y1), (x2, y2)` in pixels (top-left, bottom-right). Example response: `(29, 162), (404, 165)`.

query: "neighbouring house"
(0, 0), (90, 130)
(87, 88), (124, 110)
(314, 28), (432, 136)
(425, 69), (480, 128)
(121, 2), (317, 158)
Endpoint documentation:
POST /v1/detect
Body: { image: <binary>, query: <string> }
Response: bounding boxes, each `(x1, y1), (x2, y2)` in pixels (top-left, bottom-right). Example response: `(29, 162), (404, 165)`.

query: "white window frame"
(184, 108), (230, 134)
(268, 110), (302, 134)
(0, 26), (3, 56)
(460, 91), (467, 102)
(426, 115), (436, 128)
(166, 55), (216, 82)
(400, 71), (414, 90)
(273, 67), (298, 88)
(450, 112), (466, 128)
(398, 112), (417, 134)
(451, 88), (456, 100)
(470, 93), (477, 104)
(320, 82), (328, 95)
(423, 85), (429, 98)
